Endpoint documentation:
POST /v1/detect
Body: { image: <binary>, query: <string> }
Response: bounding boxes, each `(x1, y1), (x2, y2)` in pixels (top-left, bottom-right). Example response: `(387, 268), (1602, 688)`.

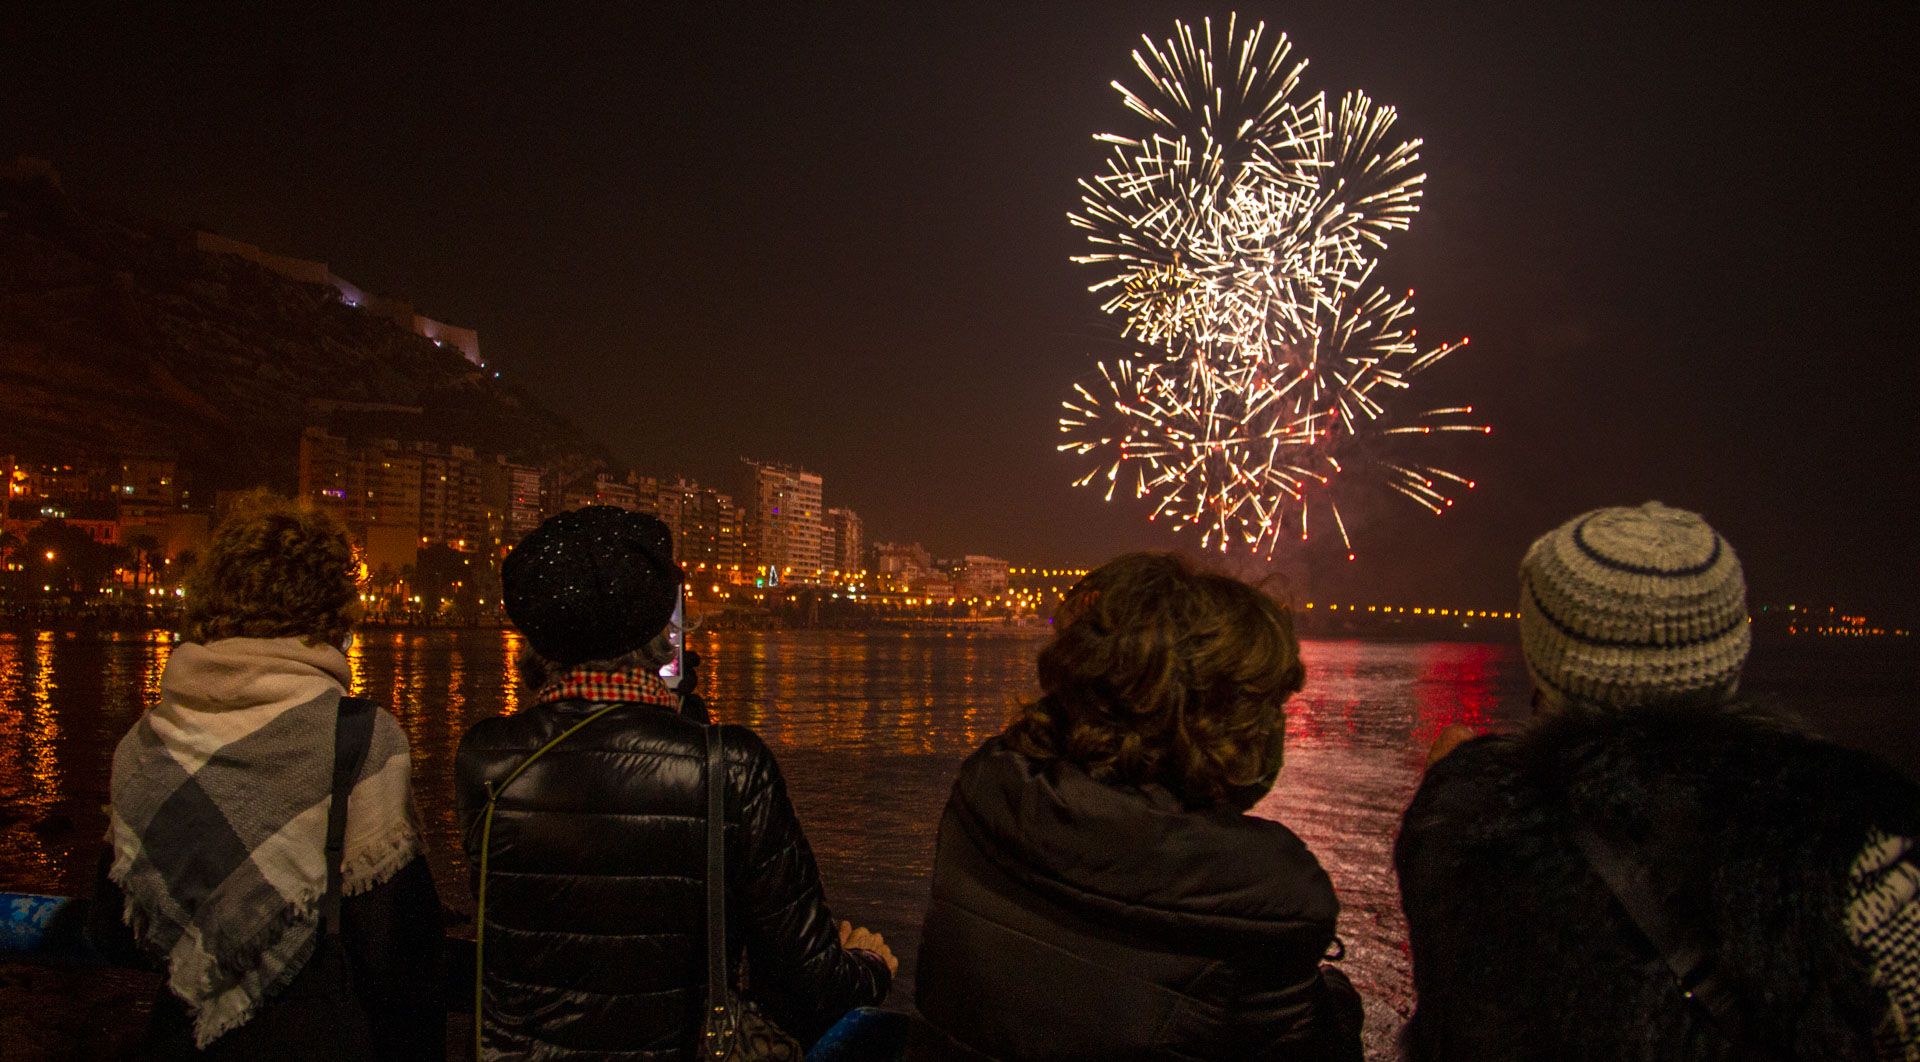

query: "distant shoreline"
(3, 615), (1910, 654)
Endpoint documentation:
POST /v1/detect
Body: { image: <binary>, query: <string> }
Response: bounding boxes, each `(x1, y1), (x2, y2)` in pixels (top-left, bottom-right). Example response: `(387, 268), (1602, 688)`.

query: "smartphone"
(658, 591), (686, 689)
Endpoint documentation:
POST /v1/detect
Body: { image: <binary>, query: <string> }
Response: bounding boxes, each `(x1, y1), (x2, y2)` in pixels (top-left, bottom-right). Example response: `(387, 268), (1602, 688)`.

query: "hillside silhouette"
(0, 160), (605, 494)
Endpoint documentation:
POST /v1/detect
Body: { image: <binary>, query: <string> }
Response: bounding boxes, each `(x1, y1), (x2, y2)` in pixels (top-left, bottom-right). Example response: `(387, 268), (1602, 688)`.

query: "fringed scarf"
(107, 637), (421, 1047)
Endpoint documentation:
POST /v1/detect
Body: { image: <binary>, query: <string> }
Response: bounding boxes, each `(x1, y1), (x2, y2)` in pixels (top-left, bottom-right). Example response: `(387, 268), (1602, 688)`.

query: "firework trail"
(1059, 15), (1486, 559)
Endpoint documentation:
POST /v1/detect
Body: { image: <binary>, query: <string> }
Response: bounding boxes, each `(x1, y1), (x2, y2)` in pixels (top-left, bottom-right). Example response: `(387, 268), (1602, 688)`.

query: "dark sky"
(6, 3), (1916, 618)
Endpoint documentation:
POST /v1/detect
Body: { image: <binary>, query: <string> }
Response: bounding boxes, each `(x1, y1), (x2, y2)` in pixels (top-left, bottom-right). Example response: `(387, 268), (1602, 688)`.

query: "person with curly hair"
(89, 491), (445, 1059)
(911, 552), (1363, 1060)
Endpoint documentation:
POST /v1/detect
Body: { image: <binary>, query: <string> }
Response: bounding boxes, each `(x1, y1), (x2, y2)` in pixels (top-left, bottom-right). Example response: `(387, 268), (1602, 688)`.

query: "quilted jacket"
(455, 699), (890, 1059)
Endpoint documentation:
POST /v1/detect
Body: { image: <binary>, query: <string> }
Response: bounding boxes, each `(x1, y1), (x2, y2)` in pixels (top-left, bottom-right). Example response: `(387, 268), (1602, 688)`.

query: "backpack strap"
(1572, 826), (1784, 1061)
(323, 697), (378, 936)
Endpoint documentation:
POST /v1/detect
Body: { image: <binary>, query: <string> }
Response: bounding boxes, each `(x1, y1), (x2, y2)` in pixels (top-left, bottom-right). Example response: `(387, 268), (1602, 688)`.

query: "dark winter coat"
(454, 698), (890, 1060)
(1395, 701), (1920, 1062)
(89, 852), (448, 1061)
(912, 737), (1364, 1061)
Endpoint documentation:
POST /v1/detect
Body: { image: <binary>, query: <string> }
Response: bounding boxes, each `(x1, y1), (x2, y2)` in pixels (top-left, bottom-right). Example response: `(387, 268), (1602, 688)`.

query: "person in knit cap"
(454, 506), (895, 1059)
(1395, 502), (1918, 1062)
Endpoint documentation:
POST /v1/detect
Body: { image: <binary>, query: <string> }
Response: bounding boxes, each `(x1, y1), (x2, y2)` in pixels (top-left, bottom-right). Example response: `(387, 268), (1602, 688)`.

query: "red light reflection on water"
(1252, 638), (1528, 1052)
(1408, 641), (1502, 748)
(1280, 639), (1515, 754)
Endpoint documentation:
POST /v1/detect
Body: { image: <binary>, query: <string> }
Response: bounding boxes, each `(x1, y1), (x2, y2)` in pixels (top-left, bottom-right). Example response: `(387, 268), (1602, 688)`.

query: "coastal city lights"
(2, 462), (1905, 641)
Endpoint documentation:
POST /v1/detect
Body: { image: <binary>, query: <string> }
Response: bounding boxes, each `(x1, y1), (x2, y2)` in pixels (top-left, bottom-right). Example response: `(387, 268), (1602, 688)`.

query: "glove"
(679, 647), (702, 695)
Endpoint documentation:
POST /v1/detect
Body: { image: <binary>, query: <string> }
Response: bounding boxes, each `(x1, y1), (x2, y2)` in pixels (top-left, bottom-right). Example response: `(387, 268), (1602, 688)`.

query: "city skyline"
(3, 5), (1916, 619)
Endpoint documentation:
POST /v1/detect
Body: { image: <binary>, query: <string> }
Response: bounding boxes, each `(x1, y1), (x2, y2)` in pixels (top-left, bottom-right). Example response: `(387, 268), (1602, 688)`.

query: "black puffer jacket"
(455, 699), (890, 1059)
(913, 738), (1363, 1061)
(1395, 702), (1920, 1062)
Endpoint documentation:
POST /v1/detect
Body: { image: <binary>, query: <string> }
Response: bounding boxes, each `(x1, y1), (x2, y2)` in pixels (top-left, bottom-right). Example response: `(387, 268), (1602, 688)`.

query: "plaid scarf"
(1848, 829), (1920, 1061)
(108, 638), (421, 1047)
(534, 663), (681, 708)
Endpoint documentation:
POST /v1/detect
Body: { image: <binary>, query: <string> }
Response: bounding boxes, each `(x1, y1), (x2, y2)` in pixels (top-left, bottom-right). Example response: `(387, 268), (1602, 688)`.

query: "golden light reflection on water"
(692, 630), (1039, 758)
(444, 642), (466, 767)
(140, 630), (173, 704)
(0, 636), (53, 880)
(497, 629), (523, 717)
(28, 633), (63, 821)
(3, 631), (186, 892)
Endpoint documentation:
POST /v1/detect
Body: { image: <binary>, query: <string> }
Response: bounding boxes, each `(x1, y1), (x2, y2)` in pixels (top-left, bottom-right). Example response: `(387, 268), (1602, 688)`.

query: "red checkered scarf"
(534, 663), (681, 708)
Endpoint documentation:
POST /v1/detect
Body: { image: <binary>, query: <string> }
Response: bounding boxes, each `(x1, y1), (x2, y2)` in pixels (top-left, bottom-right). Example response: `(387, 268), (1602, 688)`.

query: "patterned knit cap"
(1518, 501), (1750, 709)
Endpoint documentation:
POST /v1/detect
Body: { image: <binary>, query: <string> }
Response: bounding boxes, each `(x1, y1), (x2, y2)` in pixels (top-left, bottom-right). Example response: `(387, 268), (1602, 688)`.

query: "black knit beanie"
(501, 506), (683, 667)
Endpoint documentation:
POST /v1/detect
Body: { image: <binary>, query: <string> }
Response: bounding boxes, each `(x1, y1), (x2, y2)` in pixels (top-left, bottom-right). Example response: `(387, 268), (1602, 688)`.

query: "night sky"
(6, 3), (1916, 618)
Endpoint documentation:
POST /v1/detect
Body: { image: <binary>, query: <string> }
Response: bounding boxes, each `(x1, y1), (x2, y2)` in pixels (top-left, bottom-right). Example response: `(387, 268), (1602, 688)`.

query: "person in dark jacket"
(912, 552), (1364, 1061)
(1396, 502), (1920, 1062)
(455, 506), (895, 1060)
(89, 491), (445, 1060)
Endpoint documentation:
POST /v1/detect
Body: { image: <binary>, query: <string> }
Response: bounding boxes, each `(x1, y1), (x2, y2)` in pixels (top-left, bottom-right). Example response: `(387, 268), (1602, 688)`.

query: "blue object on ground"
(807, 1007), (910, 1061)
(0, 892), (102, 964)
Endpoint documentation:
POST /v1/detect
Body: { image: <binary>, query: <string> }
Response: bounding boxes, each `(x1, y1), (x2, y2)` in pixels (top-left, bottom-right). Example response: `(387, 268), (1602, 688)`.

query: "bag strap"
(1571, 826), (1782, 1060)
(705, 725), (728, 1029)
(323, 696), (378, 936)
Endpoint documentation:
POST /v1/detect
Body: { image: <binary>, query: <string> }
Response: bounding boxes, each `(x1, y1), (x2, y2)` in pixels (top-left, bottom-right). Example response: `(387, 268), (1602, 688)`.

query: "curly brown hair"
(182, 491), (360, 647)
(1003, 552), (1306, 808)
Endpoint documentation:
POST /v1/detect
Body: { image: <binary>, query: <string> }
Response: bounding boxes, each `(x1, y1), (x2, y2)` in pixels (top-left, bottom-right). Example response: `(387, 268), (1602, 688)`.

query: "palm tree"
(0, 528), (19, 601)
(127, 533), (161, 589)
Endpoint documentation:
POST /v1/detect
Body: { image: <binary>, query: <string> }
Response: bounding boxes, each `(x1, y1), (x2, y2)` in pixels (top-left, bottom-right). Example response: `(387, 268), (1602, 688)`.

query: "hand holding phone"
(658, 592), (686, 690)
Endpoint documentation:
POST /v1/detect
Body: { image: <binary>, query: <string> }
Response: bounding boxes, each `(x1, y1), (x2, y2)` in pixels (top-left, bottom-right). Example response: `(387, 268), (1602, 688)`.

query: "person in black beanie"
(454, 506), (896, 1060)
(496, 501), (713, 722)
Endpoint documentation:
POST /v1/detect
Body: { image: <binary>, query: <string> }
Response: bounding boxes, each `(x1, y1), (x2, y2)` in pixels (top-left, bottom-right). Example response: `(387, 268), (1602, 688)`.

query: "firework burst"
(1059, 16), (1485, 559)
(1068, 14), (1426, 351)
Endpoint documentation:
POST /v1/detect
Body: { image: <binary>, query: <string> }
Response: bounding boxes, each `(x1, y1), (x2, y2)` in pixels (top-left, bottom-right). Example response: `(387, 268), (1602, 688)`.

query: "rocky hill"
(0, 162), (606, 494)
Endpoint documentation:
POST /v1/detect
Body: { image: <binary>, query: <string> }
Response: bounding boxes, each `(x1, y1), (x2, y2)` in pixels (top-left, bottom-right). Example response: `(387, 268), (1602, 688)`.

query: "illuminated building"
(652, 477), (742, 570)
(739, 459), (826, 582)
(505, 464), (546, 542)
(299, 428), (425, 539)
(717, 502), (748, 572)
(872, 541), (932, 590)
(826, 508), (863, 579)
(629, 474), (660, 516)
(952, 555), (1010, 596)
(111, 454), (178, 521)
(2, 452), (177, 519)
(556, 471), (639, 512)
(411, 443), (494, 550)
(191, 230), (484, 366)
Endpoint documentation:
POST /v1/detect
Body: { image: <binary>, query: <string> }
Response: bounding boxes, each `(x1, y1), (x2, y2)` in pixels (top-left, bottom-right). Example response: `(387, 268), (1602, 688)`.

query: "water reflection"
(1409, 641), (1503, 746)
(28, 634), (63, 822)
(1253, 640), (1533, 1049)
